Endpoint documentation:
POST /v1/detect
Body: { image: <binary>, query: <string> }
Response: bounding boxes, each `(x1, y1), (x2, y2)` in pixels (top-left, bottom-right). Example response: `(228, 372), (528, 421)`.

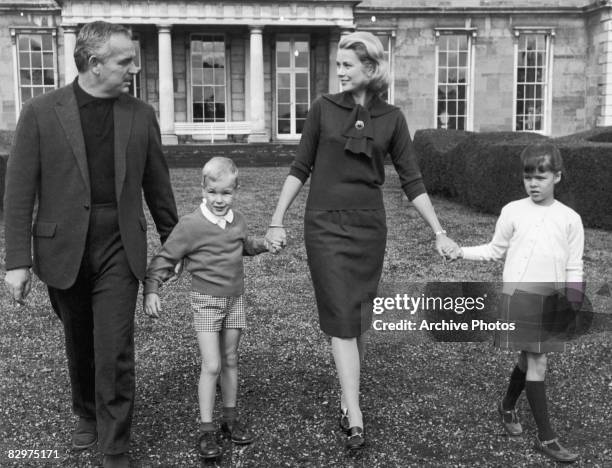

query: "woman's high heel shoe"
(346, 426), (365, 450)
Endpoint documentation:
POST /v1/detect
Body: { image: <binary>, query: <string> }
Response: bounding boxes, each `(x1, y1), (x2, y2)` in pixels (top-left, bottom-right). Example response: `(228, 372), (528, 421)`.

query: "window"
(434, 30), (475, 130)
(12, 29), (58, 110)
(514, 29), (553, 134)
(190, 35), (226, 122)
(375, 32), (394, 103)
(128, 37), (142, 99)
(276, 37), (310, 137)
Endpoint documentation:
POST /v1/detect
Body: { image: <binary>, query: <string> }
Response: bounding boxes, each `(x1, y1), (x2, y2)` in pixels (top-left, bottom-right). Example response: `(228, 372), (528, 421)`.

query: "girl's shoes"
(497, 401), (523, 436)
(221, 419), (254, 444)
(345, 426), (365, 451)
(198, 431), (221, 459)
(534, 437), (579, 463)
(339, 408), (350, 433)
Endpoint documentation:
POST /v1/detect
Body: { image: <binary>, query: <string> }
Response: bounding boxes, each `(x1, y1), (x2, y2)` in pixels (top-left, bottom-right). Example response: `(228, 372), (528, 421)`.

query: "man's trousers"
(48, 204), (139, 454)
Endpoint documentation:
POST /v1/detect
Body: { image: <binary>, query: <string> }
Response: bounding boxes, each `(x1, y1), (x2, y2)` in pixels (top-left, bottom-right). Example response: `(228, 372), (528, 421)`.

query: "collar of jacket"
(323, 91), (396, 158)
(54, 84), (134, 201)
(322, 91), (396, 117)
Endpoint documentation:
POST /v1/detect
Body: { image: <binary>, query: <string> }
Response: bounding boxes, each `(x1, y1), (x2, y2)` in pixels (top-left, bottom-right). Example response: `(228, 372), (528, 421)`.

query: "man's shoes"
(339, 408), (350, 433)
(221, 419), (254, 445)
(198, 431), (222, 459)
(71, 417), (97, 450)
(534, 437), (579, 463)
(497, 401), (522, 436)
(102, 453), (130, 468)
(345, 426), (365, 451)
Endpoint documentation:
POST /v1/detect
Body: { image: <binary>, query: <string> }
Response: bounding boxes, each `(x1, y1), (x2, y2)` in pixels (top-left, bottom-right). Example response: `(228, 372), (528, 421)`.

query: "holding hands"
(436, 231), (463, 260)
(436, 234), (462, 260)
(265, 226), (287, 254)
(144, 293), (161, 319)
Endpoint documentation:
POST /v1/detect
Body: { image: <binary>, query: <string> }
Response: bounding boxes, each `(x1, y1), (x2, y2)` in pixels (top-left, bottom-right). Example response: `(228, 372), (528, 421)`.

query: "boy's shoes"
(102, 453), (130, 468)
(198, 431), (222, 459)
(345, 426), (365, 451)
(221, 419), (254, 445)
(534, 437), (579, 463)
(497, 401), (522, 436)
(71, 417), (97, 450)
(339, 408), (350, 433)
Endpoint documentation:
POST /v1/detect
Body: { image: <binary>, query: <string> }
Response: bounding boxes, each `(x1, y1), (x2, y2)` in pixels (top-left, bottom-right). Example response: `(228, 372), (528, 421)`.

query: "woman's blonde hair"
(338, 31), (390, 95)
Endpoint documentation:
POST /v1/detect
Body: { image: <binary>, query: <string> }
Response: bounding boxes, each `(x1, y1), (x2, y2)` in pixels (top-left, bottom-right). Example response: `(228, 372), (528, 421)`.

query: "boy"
(144, 157), (279, 459)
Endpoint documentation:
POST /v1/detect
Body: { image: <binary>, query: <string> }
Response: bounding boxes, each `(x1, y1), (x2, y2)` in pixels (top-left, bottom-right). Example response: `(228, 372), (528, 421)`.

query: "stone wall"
(552, 15), (591, 135)
(0, 1), (608, 138)
(172, 29), (187, 123)
(358, 11), (591, 136)
(140, 27), (159, 113)
(0, 15), (17, 130)
(229, 34), (246, 122)
(357, 0), (588, 8)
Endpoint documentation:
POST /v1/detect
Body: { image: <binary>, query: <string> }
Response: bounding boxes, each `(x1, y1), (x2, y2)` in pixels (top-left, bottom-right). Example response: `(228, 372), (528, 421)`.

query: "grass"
(1, 166), (611, 467)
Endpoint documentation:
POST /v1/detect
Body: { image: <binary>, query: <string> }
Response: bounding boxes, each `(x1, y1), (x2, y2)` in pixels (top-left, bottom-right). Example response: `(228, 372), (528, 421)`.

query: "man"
(4, 21), (178, 468)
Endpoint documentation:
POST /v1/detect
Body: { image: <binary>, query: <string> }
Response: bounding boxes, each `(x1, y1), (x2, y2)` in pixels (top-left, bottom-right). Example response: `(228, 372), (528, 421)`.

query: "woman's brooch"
(355, 120), (365, 130)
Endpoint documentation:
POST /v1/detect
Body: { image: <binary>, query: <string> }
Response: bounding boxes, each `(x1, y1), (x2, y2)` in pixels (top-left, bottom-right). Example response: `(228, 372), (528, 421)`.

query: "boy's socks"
(200, 422), (216, 433)
(525, 381), (556, 441)
(502, 365), (526, 410)
(223, 407), (238, 422)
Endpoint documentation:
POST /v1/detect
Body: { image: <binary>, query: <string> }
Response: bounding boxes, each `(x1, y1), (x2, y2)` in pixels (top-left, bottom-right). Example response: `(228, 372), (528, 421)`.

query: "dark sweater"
(73, 79), (116, 204)
(144, 208), (267, 296)
(289, 91), (426, 210)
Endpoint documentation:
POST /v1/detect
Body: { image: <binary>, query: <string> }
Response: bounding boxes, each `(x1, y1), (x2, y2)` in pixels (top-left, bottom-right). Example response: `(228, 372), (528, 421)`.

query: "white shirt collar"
(200, 200), (234, 229)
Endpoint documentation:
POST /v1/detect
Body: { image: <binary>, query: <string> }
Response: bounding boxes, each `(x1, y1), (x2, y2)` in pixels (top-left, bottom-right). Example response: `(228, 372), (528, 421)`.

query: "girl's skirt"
(304, 209), (387, 338)
(494, 289), (571, 353)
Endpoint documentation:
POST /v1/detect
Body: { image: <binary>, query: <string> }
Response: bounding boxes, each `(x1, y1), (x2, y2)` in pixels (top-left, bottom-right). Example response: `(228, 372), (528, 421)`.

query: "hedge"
(414, 127), (612, 230)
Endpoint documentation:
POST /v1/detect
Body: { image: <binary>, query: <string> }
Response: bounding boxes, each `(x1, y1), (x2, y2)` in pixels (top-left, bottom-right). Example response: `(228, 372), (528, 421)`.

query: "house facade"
(1, 0), (611, 142)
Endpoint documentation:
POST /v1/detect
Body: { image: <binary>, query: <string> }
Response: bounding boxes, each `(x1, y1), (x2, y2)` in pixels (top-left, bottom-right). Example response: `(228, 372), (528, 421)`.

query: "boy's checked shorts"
(190, 292), (246, 332)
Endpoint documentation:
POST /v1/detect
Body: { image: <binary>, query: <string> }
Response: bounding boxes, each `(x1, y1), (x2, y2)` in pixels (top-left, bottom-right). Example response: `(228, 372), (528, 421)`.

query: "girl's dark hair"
(520, 143), (563, 173)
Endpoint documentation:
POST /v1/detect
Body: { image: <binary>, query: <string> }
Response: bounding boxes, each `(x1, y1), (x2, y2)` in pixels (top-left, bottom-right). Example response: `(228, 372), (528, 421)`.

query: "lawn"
(1, 166), (611, 467)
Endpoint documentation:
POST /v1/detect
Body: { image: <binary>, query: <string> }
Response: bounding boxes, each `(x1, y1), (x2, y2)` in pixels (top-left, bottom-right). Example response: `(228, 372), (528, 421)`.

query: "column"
(158, 25), (177, 144)
(328, 31), (339, 93)
(63, 25), (78, 85)
(10, 30), (20, 121)
(244, 36), (251, 127)
(248, 26), (268, 142)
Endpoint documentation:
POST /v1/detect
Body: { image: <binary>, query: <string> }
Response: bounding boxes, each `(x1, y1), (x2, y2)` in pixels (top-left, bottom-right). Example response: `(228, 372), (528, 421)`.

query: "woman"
(266, 31), (457, 450)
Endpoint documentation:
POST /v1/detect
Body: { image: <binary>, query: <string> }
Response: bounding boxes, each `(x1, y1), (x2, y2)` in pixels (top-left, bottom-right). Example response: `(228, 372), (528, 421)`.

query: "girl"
(265, 31), (457, 450)
(453, 143), (584, 463)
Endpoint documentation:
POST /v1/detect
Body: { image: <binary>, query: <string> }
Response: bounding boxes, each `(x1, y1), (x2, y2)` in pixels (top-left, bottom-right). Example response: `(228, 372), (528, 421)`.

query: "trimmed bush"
(414, 128), (612, 230)
(553, 130), (612, 229)
(0, 129), (13, 150)
(413, 129), (472, 196)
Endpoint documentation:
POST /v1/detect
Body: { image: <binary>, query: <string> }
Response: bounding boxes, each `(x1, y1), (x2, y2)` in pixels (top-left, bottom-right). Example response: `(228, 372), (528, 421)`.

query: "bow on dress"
(342, 104), (374, 158)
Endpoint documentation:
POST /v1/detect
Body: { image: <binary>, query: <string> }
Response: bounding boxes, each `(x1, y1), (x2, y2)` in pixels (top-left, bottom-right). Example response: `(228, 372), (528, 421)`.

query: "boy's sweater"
(144, 208), (267, 296)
